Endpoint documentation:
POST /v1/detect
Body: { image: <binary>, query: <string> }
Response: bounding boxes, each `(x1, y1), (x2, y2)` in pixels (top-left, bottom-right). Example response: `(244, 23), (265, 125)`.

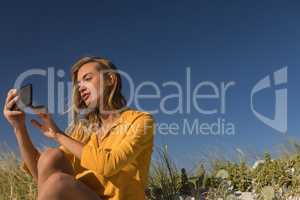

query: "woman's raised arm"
(3, 89), (40, 182)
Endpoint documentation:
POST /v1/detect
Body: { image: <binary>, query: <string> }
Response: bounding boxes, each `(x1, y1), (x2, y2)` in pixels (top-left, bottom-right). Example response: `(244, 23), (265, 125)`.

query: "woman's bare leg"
(37, 172), (101, 200)
(37, 148), (74, 193)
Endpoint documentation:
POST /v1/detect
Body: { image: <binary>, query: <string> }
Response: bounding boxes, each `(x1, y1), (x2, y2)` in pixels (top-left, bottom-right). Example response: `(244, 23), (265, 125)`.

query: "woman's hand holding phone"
(3, 89), (25, 130)
(3, 87), (62, 140)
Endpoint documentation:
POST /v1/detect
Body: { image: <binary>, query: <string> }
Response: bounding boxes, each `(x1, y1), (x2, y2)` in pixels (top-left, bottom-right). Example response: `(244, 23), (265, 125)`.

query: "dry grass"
(0, 150), (37, 200)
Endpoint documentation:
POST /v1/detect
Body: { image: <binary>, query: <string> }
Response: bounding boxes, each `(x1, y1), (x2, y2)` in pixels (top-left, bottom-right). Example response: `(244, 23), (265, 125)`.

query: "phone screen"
(12, 84), (32, 110)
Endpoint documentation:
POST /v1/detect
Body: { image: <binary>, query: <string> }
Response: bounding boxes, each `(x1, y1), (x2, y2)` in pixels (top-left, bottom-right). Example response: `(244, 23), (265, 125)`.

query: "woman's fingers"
(5, 95), (19, 110)
(31, 107), (49, 119)
(5, 89), (17, 108)
(31, 120), (56, 139)
(5, 89), (16, 103)
(6, 110), (23, 116)
(31, 119), (48, 132)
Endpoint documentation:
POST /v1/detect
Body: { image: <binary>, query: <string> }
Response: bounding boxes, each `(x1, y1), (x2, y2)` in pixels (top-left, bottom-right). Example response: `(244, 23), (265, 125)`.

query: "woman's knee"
(38, 172), (101, 200)
(38, 148), (65, 172)
(38, 172), (73, 200)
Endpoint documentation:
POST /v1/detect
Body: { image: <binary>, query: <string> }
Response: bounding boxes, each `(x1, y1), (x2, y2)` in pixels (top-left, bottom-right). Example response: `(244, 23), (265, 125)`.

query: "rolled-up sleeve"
(80, 113), (155, 177)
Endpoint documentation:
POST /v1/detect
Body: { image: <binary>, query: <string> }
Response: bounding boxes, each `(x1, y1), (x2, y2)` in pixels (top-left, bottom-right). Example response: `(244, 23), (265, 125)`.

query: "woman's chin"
(85, 100), (98, 109)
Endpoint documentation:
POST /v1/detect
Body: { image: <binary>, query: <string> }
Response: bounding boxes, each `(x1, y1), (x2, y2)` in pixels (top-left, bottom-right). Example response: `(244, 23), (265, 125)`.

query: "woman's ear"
(106, 73), (116, 86)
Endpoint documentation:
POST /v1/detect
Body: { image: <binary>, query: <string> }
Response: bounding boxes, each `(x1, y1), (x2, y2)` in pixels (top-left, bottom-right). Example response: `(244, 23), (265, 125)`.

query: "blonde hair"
(66, 56), (127, 143)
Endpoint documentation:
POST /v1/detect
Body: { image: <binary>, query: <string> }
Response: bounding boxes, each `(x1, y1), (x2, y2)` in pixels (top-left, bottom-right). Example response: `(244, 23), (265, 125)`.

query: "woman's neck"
(100, 109), (120, 125)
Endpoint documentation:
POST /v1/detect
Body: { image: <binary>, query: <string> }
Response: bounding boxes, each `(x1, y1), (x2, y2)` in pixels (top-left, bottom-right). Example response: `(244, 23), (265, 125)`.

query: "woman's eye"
(85, 77), (92, 81)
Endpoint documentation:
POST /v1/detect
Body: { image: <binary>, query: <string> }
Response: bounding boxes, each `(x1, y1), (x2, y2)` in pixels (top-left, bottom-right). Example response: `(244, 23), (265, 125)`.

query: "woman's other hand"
(30, 108), (62, 139)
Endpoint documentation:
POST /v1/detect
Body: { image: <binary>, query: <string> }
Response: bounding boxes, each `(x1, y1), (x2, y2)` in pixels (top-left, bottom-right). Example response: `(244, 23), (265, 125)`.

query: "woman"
(3, 57), (155, 200)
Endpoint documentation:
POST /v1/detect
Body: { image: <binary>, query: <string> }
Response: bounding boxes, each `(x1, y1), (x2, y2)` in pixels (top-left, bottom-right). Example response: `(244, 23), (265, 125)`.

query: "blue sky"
(1, 0), (300, 169)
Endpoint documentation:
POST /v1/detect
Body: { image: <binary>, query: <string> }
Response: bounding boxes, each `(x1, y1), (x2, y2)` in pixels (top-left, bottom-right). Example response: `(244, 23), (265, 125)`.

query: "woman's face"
(76, 62), (102, 108)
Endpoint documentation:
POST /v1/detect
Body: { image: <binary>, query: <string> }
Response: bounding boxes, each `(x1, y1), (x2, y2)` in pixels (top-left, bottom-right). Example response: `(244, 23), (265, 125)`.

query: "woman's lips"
(82, 92), (90, 101)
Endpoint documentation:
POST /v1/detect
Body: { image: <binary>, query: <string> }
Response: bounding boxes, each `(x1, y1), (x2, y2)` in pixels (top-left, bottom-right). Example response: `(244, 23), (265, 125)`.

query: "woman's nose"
(78, 83), (87, 94)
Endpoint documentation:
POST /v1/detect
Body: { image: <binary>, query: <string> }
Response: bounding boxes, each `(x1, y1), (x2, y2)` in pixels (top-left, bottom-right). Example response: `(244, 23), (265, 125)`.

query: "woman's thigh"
(38, 172), (102, 200)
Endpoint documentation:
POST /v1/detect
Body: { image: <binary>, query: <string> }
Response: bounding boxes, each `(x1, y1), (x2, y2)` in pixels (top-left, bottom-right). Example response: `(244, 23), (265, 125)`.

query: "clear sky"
(1, 0), (300, 169)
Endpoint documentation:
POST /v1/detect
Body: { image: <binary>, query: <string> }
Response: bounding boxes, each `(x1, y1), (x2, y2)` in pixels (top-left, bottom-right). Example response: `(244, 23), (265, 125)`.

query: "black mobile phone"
(11, 84), (47, 112)
(11, 84), (32, 111)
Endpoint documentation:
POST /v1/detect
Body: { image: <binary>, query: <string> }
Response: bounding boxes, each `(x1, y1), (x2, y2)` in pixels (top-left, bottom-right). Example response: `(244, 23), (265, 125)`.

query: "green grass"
(1, 142), (300, 200)
(147, 142), (300, 200)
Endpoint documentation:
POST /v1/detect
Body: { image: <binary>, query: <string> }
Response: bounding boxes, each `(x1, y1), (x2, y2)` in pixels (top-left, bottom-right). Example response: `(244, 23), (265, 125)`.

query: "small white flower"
(216, 169), (229, 179)
(252, 160), (265, 170)
(238, 192), (256, 200)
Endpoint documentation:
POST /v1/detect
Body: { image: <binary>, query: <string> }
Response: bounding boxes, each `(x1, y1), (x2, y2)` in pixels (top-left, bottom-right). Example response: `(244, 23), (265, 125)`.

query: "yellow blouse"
(20, 108), (155, 200)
